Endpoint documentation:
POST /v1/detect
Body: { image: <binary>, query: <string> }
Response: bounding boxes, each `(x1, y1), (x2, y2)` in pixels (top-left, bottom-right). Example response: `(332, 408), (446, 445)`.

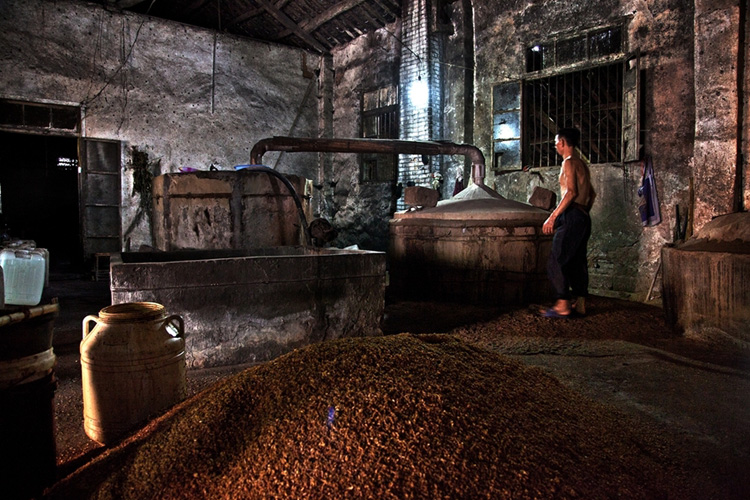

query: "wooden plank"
(255, 0), (328, 52)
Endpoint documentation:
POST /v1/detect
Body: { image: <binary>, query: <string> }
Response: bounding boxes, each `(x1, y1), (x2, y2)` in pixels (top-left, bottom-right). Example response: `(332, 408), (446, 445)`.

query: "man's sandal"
(540, 308), (571, 319)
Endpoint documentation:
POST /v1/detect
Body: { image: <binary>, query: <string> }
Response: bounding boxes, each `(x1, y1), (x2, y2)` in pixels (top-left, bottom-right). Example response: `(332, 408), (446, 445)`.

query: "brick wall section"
(399, 0), (433, 204)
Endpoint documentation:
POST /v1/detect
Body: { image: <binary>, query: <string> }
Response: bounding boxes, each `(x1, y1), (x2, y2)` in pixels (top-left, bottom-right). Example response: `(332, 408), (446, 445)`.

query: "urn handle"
(163, 314), (185, 338)
(82, 315), (101, 339)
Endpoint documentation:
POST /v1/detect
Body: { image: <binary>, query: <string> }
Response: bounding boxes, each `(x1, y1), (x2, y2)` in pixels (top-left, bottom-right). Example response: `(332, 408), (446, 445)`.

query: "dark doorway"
(0, 131), (82, 272)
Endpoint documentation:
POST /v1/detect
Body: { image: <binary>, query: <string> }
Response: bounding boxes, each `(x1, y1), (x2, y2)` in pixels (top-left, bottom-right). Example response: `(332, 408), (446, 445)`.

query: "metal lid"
(393, 183), (550, 222)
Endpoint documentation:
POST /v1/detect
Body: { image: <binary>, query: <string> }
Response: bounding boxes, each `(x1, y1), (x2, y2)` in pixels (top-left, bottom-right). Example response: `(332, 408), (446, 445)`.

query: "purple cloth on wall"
(638, 156), (661, 226)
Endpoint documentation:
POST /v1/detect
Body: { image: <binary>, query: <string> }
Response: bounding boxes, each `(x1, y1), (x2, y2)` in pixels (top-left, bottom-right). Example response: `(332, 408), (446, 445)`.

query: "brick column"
(399, 0), (443, 207)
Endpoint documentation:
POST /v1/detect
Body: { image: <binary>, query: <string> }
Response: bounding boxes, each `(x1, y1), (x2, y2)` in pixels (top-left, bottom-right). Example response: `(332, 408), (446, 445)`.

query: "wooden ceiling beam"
(254, 0), (328, 52)
(360, 2), (388, 27)
(299, 0), (364, 31)
(374, 0), (400, 20)
(379, 0), (402, 13)
(275, 0), (365, 44)
(312, 31), (335, 51)
(357, 4), (383, 31)
(226, 0), (292, 30)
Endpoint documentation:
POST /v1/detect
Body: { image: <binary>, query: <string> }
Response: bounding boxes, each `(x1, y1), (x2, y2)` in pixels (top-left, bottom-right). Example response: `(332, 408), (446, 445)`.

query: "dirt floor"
(25, 276), (750, 498)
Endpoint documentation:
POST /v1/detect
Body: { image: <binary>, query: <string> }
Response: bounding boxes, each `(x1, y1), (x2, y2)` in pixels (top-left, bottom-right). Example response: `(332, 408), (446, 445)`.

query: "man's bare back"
(559, 156), (594, 210)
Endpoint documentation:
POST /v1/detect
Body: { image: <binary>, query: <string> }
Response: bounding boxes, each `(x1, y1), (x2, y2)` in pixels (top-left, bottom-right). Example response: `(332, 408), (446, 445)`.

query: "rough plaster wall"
(745, 0), (750, 212)
(0, 0), (320, 250)
(327, 23), (401, 251)
(692, 0), (742, 228)
(470, 0), (699, 298)
(314, 55), (335, 218)
(627, 0), (698, 296)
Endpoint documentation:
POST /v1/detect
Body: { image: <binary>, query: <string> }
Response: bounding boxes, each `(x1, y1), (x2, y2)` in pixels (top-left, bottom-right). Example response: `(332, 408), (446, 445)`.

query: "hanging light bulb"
(408, 77), (429, 109)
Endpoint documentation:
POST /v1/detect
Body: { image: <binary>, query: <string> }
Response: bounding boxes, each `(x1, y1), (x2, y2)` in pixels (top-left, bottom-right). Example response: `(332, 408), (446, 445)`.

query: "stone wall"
(692, 0), (744, 226)
(327, 23), (401, 251)
(0, 0), (321, 251)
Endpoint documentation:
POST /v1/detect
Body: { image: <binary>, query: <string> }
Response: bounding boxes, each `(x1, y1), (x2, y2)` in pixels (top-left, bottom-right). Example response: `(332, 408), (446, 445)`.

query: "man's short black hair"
(557, 127), (581, 149)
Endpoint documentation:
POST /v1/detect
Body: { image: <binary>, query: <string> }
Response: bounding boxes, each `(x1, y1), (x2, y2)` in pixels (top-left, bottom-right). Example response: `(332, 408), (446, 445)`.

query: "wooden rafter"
(300, 0), (365, 32)
(226, 0), (291, 30)
(356, 4), (381, 30)
(254, 0), (328, 53)
(372, 0), (398, 20)
(275, 1), (364, 44)
(361, 1), (390, 26)
(122, 0), (402, 52)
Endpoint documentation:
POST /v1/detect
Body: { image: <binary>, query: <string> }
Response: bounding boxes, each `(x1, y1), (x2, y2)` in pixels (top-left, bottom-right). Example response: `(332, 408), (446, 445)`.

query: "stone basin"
(110, 247), (386, 368)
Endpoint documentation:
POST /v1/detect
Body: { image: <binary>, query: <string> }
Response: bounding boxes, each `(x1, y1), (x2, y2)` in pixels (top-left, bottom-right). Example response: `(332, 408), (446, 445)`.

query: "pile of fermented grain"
(46, 333), (691, 499)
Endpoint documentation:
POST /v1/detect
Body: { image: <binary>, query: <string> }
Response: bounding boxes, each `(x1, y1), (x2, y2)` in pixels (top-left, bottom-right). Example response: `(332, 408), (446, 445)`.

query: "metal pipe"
(250, 136), (487, 185)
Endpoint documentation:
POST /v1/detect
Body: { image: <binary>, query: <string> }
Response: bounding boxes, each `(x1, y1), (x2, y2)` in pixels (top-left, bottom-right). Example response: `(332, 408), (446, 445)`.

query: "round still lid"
(393, 183), (550, 222)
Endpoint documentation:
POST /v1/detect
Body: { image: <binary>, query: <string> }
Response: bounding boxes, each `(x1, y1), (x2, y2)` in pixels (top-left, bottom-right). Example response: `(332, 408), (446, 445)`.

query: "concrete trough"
(109, 247), (386, 368)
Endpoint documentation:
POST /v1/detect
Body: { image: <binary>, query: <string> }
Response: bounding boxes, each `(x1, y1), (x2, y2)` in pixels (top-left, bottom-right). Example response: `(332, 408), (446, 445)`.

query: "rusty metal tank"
(389, 182), (553, 304)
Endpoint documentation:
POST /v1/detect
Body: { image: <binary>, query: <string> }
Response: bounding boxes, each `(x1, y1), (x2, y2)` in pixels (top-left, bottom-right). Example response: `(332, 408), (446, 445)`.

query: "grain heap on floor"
(46, 333), (696, 499)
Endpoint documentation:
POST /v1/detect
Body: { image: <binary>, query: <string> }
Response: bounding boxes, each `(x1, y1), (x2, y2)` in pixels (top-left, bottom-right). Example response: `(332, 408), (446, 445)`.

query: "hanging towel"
(638, 156), (661, 226)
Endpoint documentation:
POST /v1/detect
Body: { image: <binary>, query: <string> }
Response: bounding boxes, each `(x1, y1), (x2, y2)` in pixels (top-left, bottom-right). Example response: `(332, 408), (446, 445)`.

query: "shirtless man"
(541, 127), (596, 318)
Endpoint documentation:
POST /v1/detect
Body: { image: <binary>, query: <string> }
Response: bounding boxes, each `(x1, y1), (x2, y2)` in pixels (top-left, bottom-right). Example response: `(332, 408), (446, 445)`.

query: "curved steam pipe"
(250, 136), (487, 185)
(238, 165), (312, 246)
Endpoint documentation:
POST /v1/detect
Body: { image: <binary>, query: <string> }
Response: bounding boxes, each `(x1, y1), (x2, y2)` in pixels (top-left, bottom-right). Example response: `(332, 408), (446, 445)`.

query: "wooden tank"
(151, 169), (311, 251)
(388, 183), (553, 305)
(662, 212), (750, 345)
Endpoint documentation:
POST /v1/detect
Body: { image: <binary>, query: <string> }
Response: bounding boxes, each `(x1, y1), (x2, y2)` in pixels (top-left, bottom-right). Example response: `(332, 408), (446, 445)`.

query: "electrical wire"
(81, 0), (158, 108)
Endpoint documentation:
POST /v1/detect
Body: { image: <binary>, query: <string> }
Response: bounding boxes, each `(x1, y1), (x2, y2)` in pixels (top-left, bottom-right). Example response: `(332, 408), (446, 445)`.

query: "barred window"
(523, 63), (623, 167)
(361, 85), (399, 182)
(493, 26), (639, 170)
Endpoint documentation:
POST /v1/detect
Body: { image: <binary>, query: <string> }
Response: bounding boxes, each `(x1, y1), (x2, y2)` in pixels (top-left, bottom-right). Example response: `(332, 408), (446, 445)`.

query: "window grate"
(361, 85), (399, 182)
(523, 62), (624, 167)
